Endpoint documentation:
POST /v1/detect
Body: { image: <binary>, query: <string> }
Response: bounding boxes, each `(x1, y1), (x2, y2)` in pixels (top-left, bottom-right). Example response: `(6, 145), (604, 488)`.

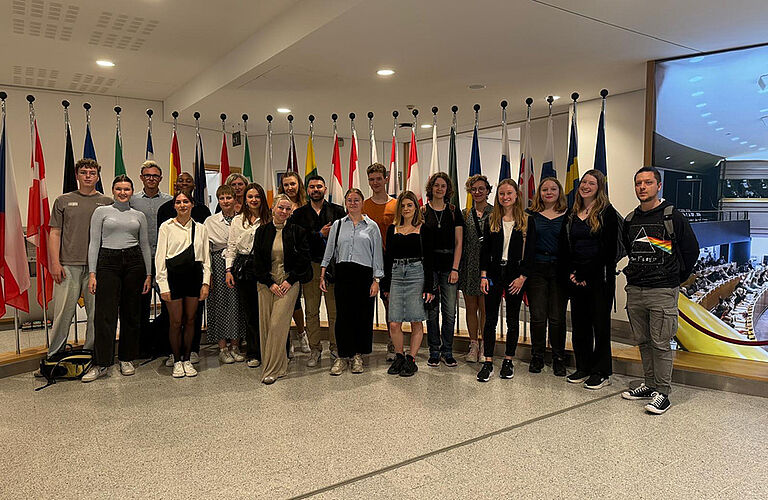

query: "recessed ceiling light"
(691, 91), (704, 97)
(665, 156), (671, 160)
(759, 147), (766, 151)
(696, 103), (707, 108)
(420, 124), (432, 129)
(707, 120), (718, 125)
(700, 112), (712, 117)
(686, 175), (694, 179)
(96, 60), (115, 67)
(749, 144), (757, 148)
(715, 127), (724, 131)
(277, 108), (291, 113)
(731, 137), (740, 141)
(740, 141), (748, 144)
(761, 108), (768, 113)
(689, 161), (695, 165)
(377, 69), (395, 76)
(689, 76), (703, 83)
(468, 84), (486, 90)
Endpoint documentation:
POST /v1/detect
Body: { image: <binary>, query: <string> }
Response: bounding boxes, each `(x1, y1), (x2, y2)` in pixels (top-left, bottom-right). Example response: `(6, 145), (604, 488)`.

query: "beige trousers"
(303, 262), (337, 352)
(258, 282), (301, 382)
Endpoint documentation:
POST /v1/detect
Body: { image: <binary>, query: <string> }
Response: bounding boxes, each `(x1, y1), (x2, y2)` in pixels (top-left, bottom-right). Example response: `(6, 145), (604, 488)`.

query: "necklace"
(434, 208), (445, 229)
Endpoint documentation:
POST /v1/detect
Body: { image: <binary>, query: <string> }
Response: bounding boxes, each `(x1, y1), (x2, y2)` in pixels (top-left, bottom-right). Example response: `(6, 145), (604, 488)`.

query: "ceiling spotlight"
(749, 144), (757, 148)
(377, 69), (395, 76)
(691, 91), (704, 97)
(468, 84), (487, 90)
(707, 120), (718, 125)
(689, 161), (696, 165)
(277, 108), (291, 113)
(740, 141), (748, 144)
(96, 60), (115, 67)
(696, 103), (707, 108)
(689, 76), (703, 83)
(420, 124), (432, 129)
(700, 112), (712, 117)
(715, 127), (724, 131)
(665, 156), (671, 160)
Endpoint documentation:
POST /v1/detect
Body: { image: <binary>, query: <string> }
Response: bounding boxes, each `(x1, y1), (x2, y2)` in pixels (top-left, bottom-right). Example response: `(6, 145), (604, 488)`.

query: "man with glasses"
(46, 158), (113, 358)
(130, 161), (172, 357)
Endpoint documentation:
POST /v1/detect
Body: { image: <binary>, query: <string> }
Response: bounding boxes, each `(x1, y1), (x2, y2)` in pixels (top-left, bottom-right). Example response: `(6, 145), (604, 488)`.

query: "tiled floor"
(2, 344), (766, 499)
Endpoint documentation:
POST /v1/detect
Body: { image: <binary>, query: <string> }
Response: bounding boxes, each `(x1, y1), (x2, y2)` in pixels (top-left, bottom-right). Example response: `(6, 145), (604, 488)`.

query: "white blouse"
(204, 213), (232, 253)
(225, 214), (261, 268)
(502, 220), (515, 261)
(155, 218), (212, 294)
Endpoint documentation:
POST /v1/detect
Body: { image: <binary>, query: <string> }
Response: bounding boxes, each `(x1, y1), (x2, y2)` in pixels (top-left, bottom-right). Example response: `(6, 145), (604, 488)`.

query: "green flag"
(448, 120), (460, 207)
(242, 133), (253, 181)
(114, 126), (125, 176)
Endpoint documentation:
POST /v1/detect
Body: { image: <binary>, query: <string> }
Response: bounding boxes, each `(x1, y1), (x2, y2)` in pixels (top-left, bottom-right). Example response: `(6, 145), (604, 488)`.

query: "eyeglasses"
(142, 174), (161, 180)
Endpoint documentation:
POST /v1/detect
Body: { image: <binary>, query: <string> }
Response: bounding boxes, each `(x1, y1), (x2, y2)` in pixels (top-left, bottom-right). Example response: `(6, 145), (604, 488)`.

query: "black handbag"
(324, 220), (342, 284)
(166, 221), (196, 273)
(232, 253), (254, 282)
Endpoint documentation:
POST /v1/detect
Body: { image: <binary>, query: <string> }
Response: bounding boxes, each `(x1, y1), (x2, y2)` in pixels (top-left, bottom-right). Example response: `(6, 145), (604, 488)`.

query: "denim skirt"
(388, 260), (427, 323)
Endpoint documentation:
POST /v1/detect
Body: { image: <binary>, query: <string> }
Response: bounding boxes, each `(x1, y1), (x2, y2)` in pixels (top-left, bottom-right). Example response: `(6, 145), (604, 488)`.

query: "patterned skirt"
(206, 250), (247, 341)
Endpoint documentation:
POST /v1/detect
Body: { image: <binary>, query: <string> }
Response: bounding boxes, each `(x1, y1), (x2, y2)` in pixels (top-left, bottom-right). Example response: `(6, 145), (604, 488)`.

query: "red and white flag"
(406, 128), (422, 205)
(519, 117), (536, 208)
(0, 110), (31, 315)
(349, 126), (360, 190)
(330, 127), (344, 205)
(387, 126), (399, 197)
(220, 131), (230, 182)
(26, 119), (53, 308)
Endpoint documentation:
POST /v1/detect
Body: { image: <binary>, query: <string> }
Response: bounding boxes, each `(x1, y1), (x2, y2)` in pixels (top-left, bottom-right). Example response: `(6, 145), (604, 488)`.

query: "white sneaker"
(219, 349), (235, 364)
(82, 366), (107, 382)
(172, 361), (185, 378)
(299, 331), (311, 353)
(189, 352), (200, 364)
(119, 361), (135, 376)
(165, 354), (175, 367)
(230, 346), (245, 362)
(183, 360), (197, 377)
(246, 358), (261, 368)
(465, 341), (480, 363)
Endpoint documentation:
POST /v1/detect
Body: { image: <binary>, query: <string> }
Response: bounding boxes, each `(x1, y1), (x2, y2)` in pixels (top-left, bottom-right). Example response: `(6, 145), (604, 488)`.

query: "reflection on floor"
(2, 345), (766, 498)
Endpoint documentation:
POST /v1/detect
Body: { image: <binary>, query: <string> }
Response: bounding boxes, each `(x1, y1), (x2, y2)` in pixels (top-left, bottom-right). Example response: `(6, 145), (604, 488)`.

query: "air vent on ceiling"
(13, 65), (60, 88)
(11, 0), (78, 41)
(89, 11), (159, 51)
(68, 73), (117, 94)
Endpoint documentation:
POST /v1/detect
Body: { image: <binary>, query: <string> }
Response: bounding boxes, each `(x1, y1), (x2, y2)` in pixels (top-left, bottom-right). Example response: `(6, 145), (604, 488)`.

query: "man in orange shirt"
(363, 163), (398, 360)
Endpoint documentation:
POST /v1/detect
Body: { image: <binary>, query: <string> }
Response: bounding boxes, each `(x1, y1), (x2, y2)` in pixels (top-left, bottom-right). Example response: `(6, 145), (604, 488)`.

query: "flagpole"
(392, 110), (399, 194)
(62, 99), (70, 136)
(1, 92), (21, 355)
(28, 94), (50, 347)
(146, 108), (153, 160)
(367, 111), (375, 166)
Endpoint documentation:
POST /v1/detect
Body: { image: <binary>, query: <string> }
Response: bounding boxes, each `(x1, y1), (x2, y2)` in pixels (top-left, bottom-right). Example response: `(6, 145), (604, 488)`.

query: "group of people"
(40, 156), (700, 414)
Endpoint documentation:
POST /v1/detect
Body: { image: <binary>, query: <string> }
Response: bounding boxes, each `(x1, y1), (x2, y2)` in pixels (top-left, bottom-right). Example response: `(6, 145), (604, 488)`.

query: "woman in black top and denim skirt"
(561, 169), (619, 390)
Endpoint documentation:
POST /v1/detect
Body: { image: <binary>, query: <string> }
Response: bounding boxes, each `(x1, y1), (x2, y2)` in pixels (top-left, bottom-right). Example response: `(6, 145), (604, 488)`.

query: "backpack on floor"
(35, 345), (93, 391)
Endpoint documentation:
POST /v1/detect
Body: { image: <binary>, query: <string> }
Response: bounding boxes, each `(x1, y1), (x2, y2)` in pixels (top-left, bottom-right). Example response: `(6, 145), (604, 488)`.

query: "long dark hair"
(241, 183), (271, 227)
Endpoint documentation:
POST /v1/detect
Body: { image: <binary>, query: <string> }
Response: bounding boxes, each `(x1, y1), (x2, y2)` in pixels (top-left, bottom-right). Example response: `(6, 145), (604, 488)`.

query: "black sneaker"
(387, 353), (406, 375)
(567, 370), (590, 384)
(528, 356), (544, 373)
(584, 374), (611, 390)
(442, 355), (458, 367)
(645, 392), (671, 414)
(552, 357), (566, 377)
(477, 361), (493, 382)
(622, 383), (656, 400)
(499, 359), (514, 379)
(427, 356), (440, 367)
(400, 355), (418, 377)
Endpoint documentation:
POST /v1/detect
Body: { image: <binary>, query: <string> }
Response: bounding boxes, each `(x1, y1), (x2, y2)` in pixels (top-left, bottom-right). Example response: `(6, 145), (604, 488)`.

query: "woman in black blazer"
(251, 193), (312, 384)
(477, 179), (533, 382)
(560, 169), (619, 390)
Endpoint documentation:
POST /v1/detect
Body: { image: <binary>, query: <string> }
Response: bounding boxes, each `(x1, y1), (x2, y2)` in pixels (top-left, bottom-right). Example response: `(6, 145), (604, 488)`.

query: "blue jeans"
(427, 270), (457, 357)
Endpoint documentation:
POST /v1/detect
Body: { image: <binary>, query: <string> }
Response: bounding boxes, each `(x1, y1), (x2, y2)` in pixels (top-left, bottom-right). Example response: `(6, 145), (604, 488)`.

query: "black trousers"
(569, 279), (614, 376)
(94, 246), (145, 367)
(527, 262), (567, 360)
(334, 262), (374, 358)
(482, 270), (525, 359)
(237, 276), (261, 361)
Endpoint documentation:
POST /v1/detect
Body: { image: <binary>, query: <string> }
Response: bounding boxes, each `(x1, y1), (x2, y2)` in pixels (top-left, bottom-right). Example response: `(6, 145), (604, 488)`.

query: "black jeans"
(482, 270), (525, 359)
(94, 246), (146, 367)
(237, 276), (261, 361)
(569, 279), (614, 376)
(334, 262), (374, 358)
(527, 262), (567, 360)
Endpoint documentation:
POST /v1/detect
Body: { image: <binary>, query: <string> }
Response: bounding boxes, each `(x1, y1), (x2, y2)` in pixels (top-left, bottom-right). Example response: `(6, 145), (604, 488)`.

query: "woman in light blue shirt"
(320, 188), (384, 375)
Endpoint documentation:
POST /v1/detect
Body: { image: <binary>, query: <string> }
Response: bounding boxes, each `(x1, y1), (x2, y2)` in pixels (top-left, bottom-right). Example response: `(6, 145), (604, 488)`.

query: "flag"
(406, 128), (422, 204)
(370, 122), (378, 165)
(466, 124), (481, 209)
(26, 120), (53, 308)
(499, 118), (511, 182)
(330, 128), (344, 204)
(263, 123), (275, 206)
(286, 131), (298, 175)
(0, 111), (31, 314)
(83, 121), (102, 193)
(349, 127), (360, 190)
(518, 118), (535, 208)
(448, 118), (460, 207)
(220, 132), (230, 182)
(145, 125), (154, 161)
(429, 121), (439, 178)
(594, 99), (607, 182)
(169, 130), (181, 193)
(193, 131), (207, 207)
(541, 112), (556, 179)
(114, 121), (125, 176)
(305, 133), (317, 182)
(62, 117), (76, 193)
(565, 104), (580, 207)
(387, 126), (399, 198)
(242, 131), (253, 182)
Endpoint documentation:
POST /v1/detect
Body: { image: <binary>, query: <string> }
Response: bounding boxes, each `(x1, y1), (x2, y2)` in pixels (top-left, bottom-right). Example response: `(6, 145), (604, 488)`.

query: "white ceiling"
(3, 0), (768, 138)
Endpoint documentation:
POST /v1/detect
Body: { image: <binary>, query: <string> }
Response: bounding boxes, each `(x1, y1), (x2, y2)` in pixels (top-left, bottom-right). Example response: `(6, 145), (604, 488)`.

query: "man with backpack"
(621, 166), (699, 414)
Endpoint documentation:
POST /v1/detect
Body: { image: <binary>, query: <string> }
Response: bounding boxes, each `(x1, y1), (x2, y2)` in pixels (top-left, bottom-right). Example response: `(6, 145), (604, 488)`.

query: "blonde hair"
(530, 177), (567, 213)
(572, 169), (609, 233)
(272, 193), (292, 209)
(225, 173), (248, 187)
(394, 191), (423, 227)
(489, 179), (527, 233)
(278, 171), (307, 207)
